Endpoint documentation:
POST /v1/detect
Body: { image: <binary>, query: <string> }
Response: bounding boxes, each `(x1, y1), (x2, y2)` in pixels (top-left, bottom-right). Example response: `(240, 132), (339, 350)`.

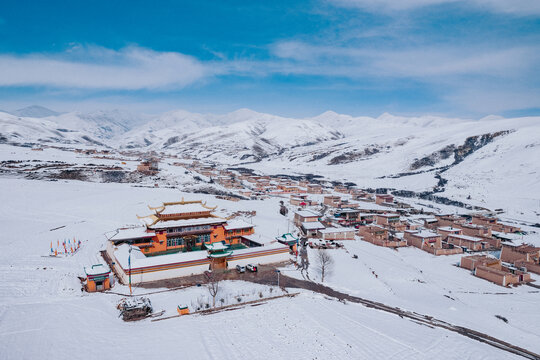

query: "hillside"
(1, 107), (539, 219)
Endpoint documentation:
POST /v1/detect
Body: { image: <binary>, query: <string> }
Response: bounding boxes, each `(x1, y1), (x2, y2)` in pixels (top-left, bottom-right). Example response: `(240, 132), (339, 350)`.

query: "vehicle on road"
(236, 265), (246, 273)
(246, 264), (257, 272)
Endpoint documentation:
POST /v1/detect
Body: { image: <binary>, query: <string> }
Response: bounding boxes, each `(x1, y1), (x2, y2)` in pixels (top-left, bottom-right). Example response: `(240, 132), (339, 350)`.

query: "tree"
(316, 249), (334, 283)
(205, 271), (222, 308)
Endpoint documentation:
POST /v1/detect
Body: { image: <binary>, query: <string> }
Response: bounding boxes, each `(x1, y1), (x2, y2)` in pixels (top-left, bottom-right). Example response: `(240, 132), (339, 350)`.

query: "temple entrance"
(185, 235), (197, 252)
(211, 257), (227, 270)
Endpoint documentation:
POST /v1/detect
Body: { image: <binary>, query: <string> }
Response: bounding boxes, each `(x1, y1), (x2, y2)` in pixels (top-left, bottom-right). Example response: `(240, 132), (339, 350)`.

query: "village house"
(293, 209), (320, 227)
(375, 194), (394, 205)
(337, 199), (359, 209)
(290, 194), (317, 207)
(323, 195), (359, 209)
(358, 225), (407, 247)
(433, 214), (467, 228)
(317, 227), (356, 241)
(404, 229), (463, 255)
(301, 221), (326, 238)
(239, 190), (253, 198)
(358, 213), (376, 225)
(332, 209), (366, 227)
(351, 190), (372, 200)
(376, 213), (407, 232)
(137, 158), (159, 174)
(333, 185), (349, 194)
(294, 210), (324, 237)
(277, 184), (303, 194)
(501, 243), (540, 264)
(460, 255), (531, 286)
(404, 229), (441, 249)
(306, 183), (323, 194)
(437, 226), (463, 240)
(323, 195), (341, 207)
(446, 233), (489, 251)
(500, 244), (540, 274)
(457, 223), (492, 238)
(471, 215), (521, 233)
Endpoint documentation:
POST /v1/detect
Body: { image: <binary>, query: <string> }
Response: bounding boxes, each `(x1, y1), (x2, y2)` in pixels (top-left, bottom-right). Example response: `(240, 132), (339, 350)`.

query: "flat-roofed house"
(358, 225), (407, 247)
(404, 229), (463, 255)
(501, 244), (540, 267)
(437, 226), (463, 240)
(457, 223), (492, 238)
(447, 234), (488, 251)
(460, 255), (531, 286)
(375, 194), (394, 205)
(294, 210), (320, 227)
(472, 215), (521, 233)
(317, 227), (356, 241)
(376, 213), (407, 231)
(324, 195), (341, 207)
(290, 194), (317, 207)
(404, 230), (442, 249)
(434, 214), (466, 228)
(301, 221), (326, 238)
(306, 184), (323, 194)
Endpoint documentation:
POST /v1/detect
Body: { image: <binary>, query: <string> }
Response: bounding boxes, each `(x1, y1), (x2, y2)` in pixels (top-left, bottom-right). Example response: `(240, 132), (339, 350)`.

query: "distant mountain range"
(1, 105), (539, 216)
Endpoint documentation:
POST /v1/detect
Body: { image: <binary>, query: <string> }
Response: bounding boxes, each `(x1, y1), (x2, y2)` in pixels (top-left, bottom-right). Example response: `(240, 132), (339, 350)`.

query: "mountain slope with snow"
(1, 107), (538, 218)
(118, 109), (344, 160)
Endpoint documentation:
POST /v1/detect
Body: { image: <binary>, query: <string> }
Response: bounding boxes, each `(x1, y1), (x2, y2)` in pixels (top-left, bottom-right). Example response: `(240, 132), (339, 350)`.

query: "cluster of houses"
(183, 160), (400, 202)
(136, 158), (159, 175)
(289, 192), (539, 287)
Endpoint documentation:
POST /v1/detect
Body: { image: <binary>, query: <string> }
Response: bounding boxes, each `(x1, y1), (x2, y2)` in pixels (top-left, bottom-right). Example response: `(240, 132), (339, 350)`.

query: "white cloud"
(329, 0), (540, 15)
(267, 41), (538, 80)
(0, 45), (208, 90)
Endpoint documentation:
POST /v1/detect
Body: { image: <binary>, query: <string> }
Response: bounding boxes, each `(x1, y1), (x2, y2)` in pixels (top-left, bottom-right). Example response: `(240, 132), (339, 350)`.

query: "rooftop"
(224, 220), (254, 231)
(301, 221), (326, 230)
(108, 227), (155, 242)
(438, 226), (462, 232)
(407, 230), (440, 238)
(377, 213), (400, 218)
(318, 227), (356, 234)
(146, 217), (226, 229)
(84, 263), (110, 276)
(448, 234), (483, 242)
(156, 201), (216, 215)
(295, 210), (320, 218)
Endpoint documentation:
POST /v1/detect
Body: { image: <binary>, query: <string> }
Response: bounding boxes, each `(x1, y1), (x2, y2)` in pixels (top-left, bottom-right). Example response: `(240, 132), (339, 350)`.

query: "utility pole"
(128, 244), (132, 296)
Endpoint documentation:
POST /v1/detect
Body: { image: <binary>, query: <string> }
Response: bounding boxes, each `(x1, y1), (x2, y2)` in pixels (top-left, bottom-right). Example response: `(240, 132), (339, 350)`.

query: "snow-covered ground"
(286, 240), (540, 353)
(1, 109), (540, 360)
(0, 171), (537, 359)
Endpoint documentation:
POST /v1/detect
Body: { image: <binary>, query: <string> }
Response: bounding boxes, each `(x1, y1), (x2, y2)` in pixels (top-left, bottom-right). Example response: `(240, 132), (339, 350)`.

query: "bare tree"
(316, 249), (334, 283)
(204, 271), (222, 308)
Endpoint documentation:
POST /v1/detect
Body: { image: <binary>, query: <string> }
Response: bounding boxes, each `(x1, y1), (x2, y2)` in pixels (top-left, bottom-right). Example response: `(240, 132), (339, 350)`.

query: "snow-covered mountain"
(0, 108), (150, 146)
(12, 105), (61, 118)
(1, 107), (539, 216)
(0, 111), (108, 146)
(118, 108), (344, 161)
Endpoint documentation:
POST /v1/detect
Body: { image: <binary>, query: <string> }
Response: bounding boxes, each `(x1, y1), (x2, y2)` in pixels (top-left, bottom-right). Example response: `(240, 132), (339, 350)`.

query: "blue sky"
(0, 0), (539, 117)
